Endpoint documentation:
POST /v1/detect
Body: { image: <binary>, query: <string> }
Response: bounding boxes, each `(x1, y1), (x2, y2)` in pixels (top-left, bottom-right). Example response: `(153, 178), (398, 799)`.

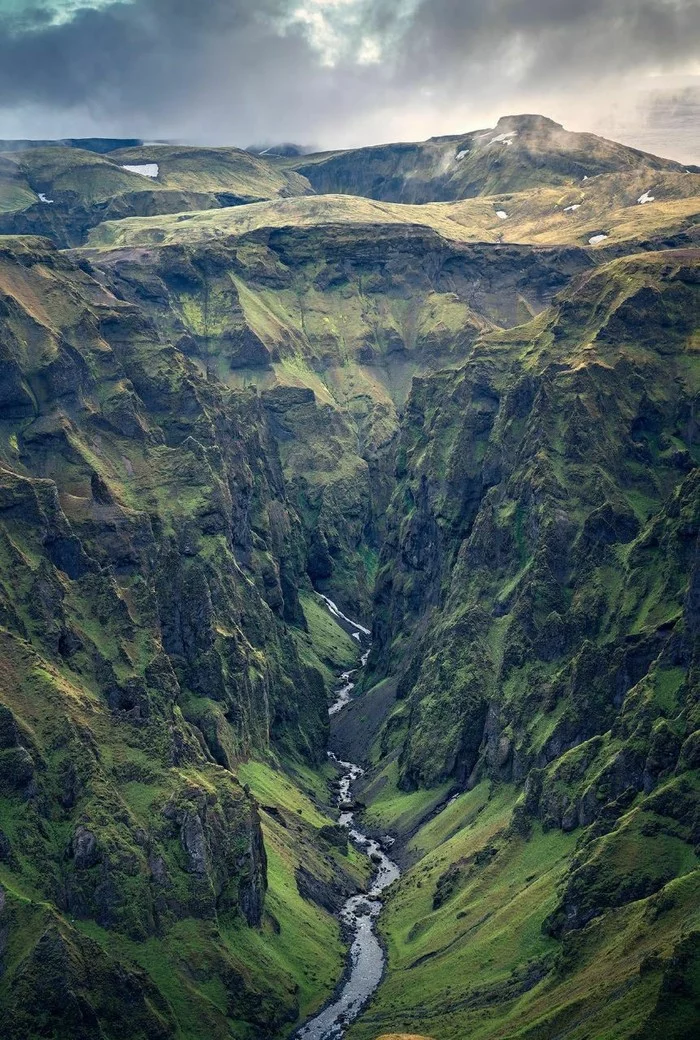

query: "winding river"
(295, 599), (400, 1040)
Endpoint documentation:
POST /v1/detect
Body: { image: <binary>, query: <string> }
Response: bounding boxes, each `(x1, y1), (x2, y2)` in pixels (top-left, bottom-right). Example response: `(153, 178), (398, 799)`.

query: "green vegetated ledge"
(345, 247), (700, 1039)
(0, 233), (370, 1039)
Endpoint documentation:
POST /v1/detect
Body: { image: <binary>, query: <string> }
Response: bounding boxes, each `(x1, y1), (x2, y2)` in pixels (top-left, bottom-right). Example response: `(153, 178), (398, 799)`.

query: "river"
(294, 598), (400, 1040)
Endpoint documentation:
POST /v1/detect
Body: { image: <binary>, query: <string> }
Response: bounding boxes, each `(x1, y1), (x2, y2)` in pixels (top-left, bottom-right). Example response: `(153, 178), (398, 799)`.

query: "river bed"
(294, 604), (400, 1040)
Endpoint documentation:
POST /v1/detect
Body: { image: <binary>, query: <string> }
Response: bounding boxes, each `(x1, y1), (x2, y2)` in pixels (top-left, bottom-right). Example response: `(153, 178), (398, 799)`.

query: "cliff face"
(0, 236), (327, 761)
(336, 250), (700, 1040)
(374, 249), (699, 792)
(0, 235), (331, 1036)
(87, 225), (591, 614)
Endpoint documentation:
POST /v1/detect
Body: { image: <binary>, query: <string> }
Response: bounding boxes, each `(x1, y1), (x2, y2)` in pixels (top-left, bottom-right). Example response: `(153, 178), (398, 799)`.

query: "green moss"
(361, 758), (451, 837)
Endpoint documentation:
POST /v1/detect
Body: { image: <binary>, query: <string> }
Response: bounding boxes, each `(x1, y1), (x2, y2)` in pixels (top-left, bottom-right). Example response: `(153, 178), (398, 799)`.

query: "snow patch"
(455, 149), (468, 161)
(489, 131), (518, 145)
(121, 163), (159, 179)
(638, 190), (655, 204)
(564, 204), (581, 212)
(495, 210), (508, 219)
(38, 192), (54, 204)
(589, 233), (608, 245)
(582, 175), (589, 181)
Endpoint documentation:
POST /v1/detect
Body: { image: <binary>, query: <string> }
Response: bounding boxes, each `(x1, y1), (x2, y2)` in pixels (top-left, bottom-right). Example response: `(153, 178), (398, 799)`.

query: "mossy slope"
(83, 224), (592, 613)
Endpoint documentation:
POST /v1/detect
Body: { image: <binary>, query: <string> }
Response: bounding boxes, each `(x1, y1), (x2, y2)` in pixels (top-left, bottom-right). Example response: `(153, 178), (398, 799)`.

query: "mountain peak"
(493, 113), (564, 132)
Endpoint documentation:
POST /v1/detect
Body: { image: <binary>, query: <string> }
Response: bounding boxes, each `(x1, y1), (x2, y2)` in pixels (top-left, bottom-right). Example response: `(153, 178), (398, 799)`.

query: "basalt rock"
(295, 865), (350, 914)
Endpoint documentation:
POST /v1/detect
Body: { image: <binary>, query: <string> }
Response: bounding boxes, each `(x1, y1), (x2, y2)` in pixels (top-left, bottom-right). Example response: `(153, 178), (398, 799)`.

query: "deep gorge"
(0, 120), (698, 1040)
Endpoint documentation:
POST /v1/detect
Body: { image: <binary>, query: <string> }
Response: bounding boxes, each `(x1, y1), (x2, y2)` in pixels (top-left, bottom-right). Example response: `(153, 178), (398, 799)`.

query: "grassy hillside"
(0, 146), (313, 247)
(85, 169), (700, 252)
(348, 771), (699, 1040)
(110, 144), (312, 200)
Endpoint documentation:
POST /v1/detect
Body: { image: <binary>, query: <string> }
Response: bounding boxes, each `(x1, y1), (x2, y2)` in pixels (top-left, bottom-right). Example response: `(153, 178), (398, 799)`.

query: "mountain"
(0, 139), (143, 154)
(288, 114), (693, 203)
(3, 114), (697, 250)
(0, 116), (698, 1040)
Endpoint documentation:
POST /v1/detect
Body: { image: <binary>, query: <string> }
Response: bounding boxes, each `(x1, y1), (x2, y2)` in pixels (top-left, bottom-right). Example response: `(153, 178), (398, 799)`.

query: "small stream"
(295, 599), (400, 1040)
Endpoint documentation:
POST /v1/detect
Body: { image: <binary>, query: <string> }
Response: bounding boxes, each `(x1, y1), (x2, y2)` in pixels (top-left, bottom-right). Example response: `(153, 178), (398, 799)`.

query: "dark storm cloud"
(397, 0), (700, 90)
(0, 1), (301, 109)
(0, 0), (698, 146)
(0, 0), (401, 143)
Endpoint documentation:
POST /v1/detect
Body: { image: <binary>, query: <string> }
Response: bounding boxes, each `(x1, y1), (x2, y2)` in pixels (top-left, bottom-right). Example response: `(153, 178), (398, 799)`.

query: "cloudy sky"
(0, 0), (698, 160)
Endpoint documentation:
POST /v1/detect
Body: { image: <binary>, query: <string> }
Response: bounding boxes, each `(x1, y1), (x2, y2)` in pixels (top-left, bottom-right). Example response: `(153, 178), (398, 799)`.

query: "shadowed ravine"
(295, 600), (400, 1040)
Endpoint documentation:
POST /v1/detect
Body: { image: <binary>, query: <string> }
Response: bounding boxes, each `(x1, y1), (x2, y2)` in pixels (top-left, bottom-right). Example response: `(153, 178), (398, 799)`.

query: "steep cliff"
(373, 250), (699, 792)
(345, 249), (700, 1040)
(83, 223), (592, 614)
(0, 235), (351, 1037)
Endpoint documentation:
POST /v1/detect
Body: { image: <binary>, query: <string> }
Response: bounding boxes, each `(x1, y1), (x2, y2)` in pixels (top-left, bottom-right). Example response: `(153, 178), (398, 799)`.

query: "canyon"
(0, 116), (698, 1039)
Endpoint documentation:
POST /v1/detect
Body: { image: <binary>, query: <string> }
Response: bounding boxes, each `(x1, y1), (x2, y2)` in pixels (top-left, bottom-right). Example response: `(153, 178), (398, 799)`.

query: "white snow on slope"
(638, 190), (655, 204)
(564, 204), (581, 212)
(489, 131), (518, 145)
(38, 193), (54, 204)
(495, 210), (508, 219)
(589, 233), (608, 245)
(121, 163), (159, 179)
(455, 149), (468, 161)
